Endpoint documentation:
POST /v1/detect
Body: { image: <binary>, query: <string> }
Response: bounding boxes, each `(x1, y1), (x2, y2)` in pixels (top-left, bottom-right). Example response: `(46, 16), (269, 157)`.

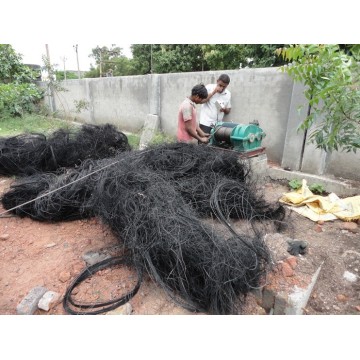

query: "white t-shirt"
(199, 84), (232, 127)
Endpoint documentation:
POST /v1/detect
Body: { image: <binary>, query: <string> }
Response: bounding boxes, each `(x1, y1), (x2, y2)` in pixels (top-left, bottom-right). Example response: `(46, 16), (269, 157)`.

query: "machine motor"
(209, 121), (266, 154)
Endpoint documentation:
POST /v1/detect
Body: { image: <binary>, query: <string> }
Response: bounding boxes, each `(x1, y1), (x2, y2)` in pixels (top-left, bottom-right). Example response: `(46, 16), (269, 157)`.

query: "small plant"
(288, 179), (302, 191)
(127, 133), (140, 149)
(288, 178), (326, 195)
(74, 99), (90, 113)
(150, 131), (176, 145)
(309, 183), (325, 195)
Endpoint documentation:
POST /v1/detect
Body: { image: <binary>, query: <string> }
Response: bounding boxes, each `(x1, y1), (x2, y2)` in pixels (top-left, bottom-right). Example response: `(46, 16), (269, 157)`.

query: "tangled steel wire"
(1, 142), (286, 314)
(0, 123), (130, 176)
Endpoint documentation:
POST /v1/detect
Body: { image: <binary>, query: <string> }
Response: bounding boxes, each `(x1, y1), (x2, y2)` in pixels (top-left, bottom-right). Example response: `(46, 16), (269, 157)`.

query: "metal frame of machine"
(209, 121), (266, 157)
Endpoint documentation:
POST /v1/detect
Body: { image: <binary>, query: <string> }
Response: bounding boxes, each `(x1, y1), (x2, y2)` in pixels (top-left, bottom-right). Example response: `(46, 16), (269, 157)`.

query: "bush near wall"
(0, 83), (44, 117)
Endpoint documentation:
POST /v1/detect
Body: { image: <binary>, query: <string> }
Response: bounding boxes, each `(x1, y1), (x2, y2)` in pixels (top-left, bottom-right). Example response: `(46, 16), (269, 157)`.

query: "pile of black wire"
(0, 123), (131, 176)
(89, 165), (272, 314)
(1, 142), (286, 314)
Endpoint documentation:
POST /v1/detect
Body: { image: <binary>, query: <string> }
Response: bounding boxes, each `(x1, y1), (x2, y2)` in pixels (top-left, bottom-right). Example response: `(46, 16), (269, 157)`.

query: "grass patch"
(0, 114), (76, 137)
(0, 114), (142, 150)
(127, 133), (141, 149)
(149, 131), (176, 145)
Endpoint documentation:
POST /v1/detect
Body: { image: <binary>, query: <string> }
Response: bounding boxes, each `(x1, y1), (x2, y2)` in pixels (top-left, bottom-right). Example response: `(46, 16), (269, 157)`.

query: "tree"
(152, 45), (208, 73)
(0, 44), (37, 84)
(277, 44), (360, 153)
(85, 45), (137, 78)
(55, 71), (79, 80)
(0, 45), (43, 117)
(130, 44), (287, 74)
(130, 44), (161, 74)
(88, 45), (123, 77)
(201, 44), (287, 70)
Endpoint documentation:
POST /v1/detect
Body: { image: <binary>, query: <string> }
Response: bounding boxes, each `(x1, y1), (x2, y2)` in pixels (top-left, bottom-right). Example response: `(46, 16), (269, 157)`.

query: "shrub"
(0, 83), (44, 117)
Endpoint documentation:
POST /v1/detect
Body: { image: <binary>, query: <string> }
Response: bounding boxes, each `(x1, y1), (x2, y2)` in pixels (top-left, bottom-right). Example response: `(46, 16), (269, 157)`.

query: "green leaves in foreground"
(277, 44), (360, 153)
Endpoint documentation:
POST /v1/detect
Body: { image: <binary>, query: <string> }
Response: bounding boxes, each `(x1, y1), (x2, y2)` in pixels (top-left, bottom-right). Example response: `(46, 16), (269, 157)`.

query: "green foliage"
(85, 45), (137, 78)
(0, 83), (43, 117)
(84, 65), (100, 78)
(288, 179), (302, 191)
(73, 99), (90, 113)
(202, 44), (286, 70)
(129, 44), (287, 75)
(0, 114), (76, 137)
(278, 44), (360, 153)
(288, 178), (326, 195)
(41, 55), (67, 94)
(130, 44), (161, 74)
(152, 45), (208, 73)
(308, 183), (325, 195)
(0, 45), (44, 118)
(0, 44), (37, 84)
(127, 133), (140, 149)
(84, 44), (288, 77)
(55, 71), (79, 80)
(149, 131), (176, 145)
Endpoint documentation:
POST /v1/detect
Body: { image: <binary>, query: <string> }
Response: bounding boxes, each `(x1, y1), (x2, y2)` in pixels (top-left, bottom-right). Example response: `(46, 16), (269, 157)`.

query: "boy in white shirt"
(199, 74), (232, 135)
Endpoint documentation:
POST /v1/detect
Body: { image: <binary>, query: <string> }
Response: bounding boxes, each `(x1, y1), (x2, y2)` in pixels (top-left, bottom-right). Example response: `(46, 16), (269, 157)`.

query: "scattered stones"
(38, 291), (61, 311)
(287, 239), (308, 256)
(285, 256), (298, 270)
(59, 271), (71, 283)
(336, 294), (347, 302)
(71, 287), (79, 295)
(45, 243), (56, 248)
(281, 262), (295, 277)
(343, 271), (357, 282)
(106, 302), (132, 315)
(82, 250), (111, 266)
(16, 286), (47, 315)
(340, 222), (358, 233)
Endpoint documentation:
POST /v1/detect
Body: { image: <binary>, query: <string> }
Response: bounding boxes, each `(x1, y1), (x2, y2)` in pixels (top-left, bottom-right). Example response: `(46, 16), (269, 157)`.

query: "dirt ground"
(0, 175), (359, 316)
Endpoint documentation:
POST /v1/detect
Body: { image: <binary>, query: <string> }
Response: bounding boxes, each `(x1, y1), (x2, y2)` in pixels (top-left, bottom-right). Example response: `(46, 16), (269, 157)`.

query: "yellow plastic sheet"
(279, 179), (360, 222)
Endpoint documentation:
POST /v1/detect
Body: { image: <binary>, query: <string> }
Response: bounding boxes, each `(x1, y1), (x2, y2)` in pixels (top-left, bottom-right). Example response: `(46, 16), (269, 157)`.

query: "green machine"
(209, 121), (266, 154)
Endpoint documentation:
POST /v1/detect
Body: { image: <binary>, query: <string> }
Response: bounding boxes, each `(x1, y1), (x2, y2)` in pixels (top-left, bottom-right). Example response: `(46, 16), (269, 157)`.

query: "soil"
(0, 175), (359, 316)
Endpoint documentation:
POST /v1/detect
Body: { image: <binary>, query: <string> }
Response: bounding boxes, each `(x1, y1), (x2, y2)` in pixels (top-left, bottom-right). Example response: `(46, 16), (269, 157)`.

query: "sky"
(3, 2), (356, 75)
(11, 43), (133, 72)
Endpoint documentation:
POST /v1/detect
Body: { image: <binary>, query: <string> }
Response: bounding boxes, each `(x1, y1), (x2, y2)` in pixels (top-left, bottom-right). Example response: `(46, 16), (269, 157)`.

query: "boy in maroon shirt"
(177, 84), (210, 144)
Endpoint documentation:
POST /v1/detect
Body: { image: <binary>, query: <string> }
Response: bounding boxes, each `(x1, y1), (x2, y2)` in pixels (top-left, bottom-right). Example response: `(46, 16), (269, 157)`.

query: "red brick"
(281, 262), (294, 277)
(336, 294), (347, 302)
(340, 222), (358, 233)
(285, 256), (298, 270)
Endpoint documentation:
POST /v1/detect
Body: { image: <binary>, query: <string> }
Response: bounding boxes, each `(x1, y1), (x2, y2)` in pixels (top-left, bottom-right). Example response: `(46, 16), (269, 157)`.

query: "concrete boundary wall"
(41, 68), (360, 182)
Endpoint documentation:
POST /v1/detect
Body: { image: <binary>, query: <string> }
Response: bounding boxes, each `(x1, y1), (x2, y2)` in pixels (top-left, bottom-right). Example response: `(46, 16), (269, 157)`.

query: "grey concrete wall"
(51, 76), (148, 133)
(222, 68), (293, 164)
(281, 82), (309, 171)
(159, 68), (293, 164)
(325, 151), (360, 181)
(41, 68), (360, 182)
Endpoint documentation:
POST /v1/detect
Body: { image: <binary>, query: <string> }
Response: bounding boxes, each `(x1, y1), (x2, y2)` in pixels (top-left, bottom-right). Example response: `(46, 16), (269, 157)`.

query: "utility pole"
(99, 50), (102, 78)
(73, 44), (81, 79)
(45, 44), (56, 113)
(45, 44), (51, 63)
(150, 44), (153, 74)
(61, 56), (67, 81)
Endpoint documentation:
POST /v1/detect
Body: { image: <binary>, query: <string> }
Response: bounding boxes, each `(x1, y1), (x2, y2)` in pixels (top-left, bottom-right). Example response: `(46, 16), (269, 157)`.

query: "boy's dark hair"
(191, 84), (208, 99)
(218, 74), (230, 84)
